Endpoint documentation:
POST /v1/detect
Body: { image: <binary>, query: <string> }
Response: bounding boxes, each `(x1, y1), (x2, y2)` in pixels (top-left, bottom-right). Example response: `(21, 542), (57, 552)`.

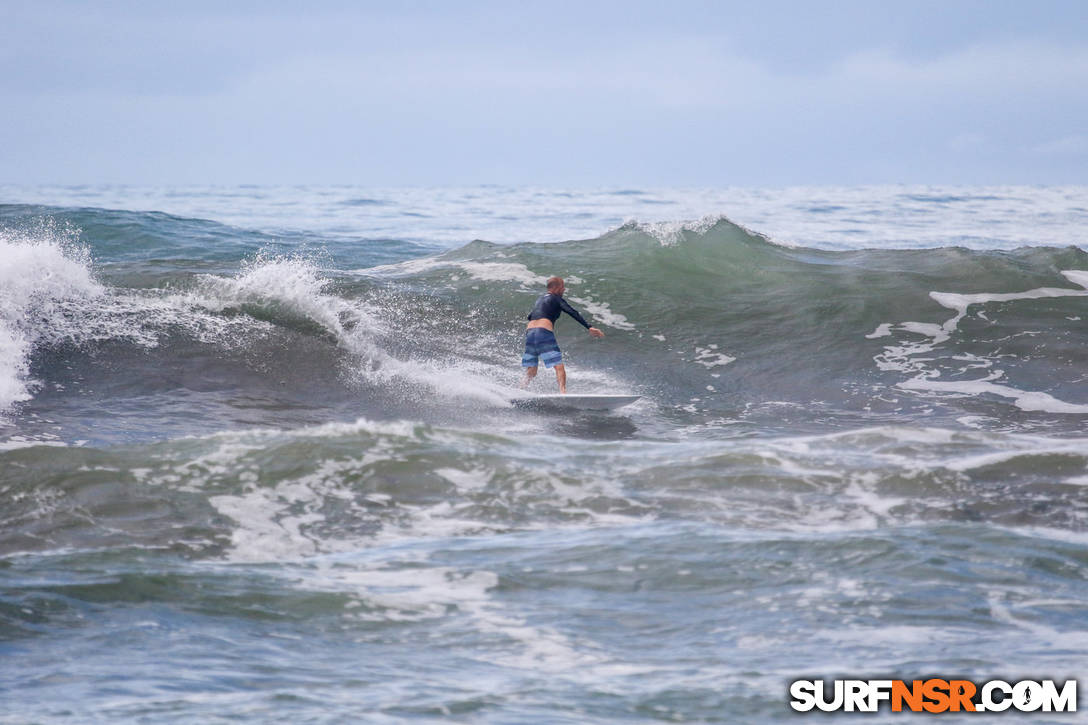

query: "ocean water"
(1, 185), (1087, 722)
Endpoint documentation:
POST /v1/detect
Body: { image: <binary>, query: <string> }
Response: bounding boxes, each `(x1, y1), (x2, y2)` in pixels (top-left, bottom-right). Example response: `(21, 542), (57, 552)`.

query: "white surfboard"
(511, 394), (641, 411)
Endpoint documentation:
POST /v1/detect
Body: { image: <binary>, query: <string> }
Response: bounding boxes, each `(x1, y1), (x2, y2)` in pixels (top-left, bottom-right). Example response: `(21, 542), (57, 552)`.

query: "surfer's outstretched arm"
(557, 296), (591, 329)
(557, 296), (604, 338)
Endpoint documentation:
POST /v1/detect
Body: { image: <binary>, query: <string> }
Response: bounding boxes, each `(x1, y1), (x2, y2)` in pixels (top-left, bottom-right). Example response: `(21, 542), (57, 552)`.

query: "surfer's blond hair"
(546, 276), (564, 292)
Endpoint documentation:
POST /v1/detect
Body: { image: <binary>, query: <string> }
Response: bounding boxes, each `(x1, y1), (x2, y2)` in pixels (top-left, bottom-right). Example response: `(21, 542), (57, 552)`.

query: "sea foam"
(0, 222), (102, 415)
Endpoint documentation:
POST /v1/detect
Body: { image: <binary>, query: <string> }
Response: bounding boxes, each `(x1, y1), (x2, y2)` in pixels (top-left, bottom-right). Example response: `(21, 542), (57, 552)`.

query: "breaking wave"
(5, 209), (1088, 437)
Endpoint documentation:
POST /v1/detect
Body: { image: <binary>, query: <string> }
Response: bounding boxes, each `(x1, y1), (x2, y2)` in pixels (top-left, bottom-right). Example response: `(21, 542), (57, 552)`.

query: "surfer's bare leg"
(554, 364), (567, 394)
(521, 366), (537, 389)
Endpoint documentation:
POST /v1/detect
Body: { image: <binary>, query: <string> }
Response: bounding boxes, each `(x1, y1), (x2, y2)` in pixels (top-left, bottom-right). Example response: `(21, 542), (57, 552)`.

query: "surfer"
(521, 276), (604, 394)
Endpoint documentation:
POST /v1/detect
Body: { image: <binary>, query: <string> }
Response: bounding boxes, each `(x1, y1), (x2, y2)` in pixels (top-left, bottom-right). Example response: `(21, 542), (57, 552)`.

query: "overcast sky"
(2, 0), (1087, 186)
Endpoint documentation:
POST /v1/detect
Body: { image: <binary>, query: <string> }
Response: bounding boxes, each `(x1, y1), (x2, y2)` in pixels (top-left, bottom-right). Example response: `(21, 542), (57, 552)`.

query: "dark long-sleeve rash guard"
(527, 293), (592, 329)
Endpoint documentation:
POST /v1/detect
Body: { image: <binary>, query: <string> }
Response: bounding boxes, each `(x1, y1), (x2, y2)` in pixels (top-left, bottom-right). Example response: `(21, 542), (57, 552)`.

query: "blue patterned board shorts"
(522, 328), (563, 369)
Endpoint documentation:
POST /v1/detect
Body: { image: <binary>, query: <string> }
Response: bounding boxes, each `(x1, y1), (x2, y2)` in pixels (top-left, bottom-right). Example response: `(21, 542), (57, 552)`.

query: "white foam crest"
(0, 436), (69, 451)
(0, 223), (103, 414)
(455, 261), (546, 287)
(116, 289), (275, 346)
(359, 256), (546, 289)
(864, 323), (893, 339)
(1000, 524), (1088, 547)
(355, 255), (447, 277)
(566, 294), (636, 330)
(622, 214), (791, 248)
(391, 354), (522, 407)
(929, 277), (1088, 336)
(878, 268), (1088, 351)
(692, 344), (735, 368)
(11, 284), (278, 365)
(943, 446), (1087, 473)
(875, 269), (1088, 411)
(194, 255), (385, 355)
(900, 376), (1088, 414)
(333, 565), (500, 623)
(769, 424), (1088, 471)
(177, 416), (424, 448)
(435, 466), (490, 490)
